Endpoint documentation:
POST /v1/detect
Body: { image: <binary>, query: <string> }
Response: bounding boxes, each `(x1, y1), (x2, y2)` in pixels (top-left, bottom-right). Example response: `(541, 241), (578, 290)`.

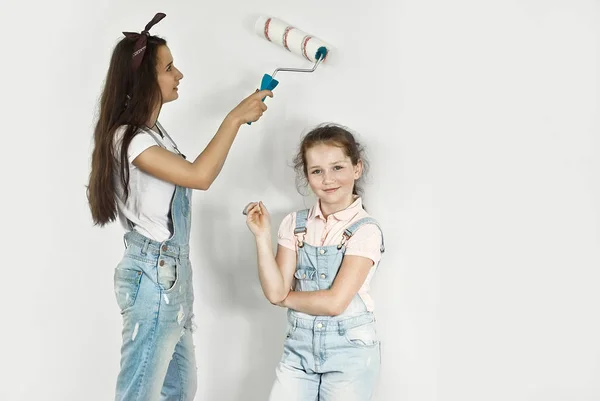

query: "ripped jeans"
(113, 231), (197, 401)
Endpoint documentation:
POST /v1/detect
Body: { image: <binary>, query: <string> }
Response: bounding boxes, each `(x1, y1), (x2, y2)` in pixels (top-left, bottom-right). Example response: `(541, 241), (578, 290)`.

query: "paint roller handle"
(247, 74), (279, 125)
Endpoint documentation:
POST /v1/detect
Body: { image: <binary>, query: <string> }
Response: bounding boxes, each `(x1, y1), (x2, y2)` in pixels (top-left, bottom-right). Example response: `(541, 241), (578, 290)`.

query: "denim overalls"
(269, 209), (386, 401)
(113, 126), (197, 401)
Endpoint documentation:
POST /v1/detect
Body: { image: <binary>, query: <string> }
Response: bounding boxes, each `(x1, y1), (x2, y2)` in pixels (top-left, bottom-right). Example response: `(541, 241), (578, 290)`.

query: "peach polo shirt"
(277, 197), (383, 311)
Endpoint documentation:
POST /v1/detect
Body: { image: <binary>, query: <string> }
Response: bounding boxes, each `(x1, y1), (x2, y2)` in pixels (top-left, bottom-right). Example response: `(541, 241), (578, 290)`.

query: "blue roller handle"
(247, 74), (279, 125)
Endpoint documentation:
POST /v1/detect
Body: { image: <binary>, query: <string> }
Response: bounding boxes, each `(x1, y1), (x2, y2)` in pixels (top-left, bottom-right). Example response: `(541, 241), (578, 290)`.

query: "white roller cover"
(255, 16), (330, 63)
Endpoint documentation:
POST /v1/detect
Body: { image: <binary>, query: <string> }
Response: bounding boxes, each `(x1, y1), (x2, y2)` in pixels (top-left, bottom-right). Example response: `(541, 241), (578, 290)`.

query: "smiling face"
(305, 143), (363, 214)
(156, 45), (183, 104)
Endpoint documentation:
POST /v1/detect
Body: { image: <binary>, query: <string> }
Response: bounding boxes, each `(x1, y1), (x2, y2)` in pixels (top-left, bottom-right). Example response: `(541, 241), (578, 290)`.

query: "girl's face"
(305, 143), (362, 211)
(156, 45), (183, 104)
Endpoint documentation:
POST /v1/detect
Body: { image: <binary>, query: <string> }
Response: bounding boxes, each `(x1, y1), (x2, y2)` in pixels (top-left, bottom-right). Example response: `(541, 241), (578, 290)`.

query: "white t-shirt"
(113, 125), (178, 242)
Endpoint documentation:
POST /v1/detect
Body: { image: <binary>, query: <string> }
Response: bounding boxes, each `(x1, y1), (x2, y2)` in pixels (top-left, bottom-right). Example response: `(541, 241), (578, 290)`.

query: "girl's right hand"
(245, 201), (271, 238)
(227, 90), (274, 125)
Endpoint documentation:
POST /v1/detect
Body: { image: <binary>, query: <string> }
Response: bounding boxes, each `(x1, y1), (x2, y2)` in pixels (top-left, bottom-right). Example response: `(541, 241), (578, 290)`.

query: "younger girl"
(244, 124), (385, 401)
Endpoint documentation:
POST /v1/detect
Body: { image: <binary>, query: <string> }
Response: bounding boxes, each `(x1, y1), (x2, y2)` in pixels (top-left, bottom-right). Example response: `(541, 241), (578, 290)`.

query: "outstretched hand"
(244, 201), (272, 238)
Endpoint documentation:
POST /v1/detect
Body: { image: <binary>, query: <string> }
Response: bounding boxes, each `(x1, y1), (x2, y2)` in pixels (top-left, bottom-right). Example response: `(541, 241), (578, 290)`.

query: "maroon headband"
(123, 12), (166, 71)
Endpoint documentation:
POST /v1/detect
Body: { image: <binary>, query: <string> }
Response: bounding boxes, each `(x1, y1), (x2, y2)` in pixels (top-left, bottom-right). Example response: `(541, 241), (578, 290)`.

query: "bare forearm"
(255, 236), (288, 304)
(191, 115), (241, 189)
(283, 290), (340, 316)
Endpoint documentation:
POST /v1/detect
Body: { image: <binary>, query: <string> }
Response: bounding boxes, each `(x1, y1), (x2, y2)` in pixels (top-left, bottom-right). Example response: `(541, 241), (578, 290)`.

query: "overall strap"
(294, 209), (309, 248)
(339, 217), (385, 253)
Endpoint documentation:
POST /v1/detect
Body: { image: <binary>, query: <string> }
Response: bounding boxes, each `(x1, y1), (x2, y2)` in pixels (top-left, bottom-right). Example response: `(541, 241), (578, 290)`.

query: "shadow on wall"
(191, 119), (316, 400)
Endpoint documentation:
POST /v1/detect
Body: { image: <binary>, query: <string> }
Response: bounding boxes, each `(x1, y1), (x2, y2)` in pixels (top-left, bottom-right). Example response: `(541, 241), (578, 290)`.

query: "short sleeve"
(113, 126), (160, 165)
(128, 133), (160, 164)
(344, 224), (383, 264)
(277, 212), (297, 251)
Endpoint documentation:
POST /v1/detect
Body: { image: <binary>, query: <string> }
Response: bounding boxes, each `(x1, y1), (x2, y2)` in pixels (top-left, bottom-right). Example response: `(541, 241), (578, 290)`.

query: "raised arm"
(133, 90), (273, 190)
(246, 202), (297, 304)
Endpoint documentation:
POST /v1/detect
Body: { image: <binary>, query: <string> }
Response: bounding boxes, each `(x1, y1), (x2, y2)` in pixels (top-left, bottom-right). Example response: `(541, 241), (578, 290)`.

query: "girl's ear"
(354, 160), (363, 179)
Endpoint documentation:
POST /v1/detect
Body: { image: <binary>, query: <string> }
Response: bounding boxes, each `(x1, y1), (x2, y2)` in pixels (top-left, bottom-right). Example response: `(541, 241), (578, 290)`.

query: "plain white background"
(0, 0), (598, 400)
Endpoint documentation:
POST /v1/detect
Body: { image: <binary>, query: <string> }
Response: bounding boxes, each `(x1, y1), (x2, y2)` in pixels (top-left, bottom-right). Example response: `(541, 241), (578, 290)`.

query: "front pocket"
(294, 267), (316, 280)
(285, 325), (295, 340)
(344, 323), (379, 348)
(157, 257), (178, 292)
(293, 267), (318, 291)
(114, 268), (143, 312)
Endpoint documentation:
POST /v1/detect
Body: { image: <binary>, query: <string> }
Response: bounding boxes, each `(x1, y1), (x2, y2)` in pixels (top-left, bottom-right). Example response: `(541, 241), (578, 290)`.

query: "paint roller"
(248, 16), (332, 124)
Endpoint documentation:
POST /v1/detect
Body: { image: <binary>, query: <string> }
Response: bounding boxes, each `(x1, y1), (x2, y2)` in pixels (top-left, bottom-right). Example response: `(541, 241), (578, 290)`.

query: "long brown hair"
(293, 123), (369, 197)
(87, 35), (166, 226)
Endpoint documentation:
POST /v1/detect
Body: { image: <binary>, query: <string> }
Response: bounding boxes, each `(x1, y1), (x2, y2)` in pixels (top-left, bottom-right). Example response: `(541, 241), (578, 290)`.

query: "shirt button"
(320, 273), (326, 279)
(302, 273), (306, 279)
(159, 260), (165, 266)
(162, 245), (168, 251)
(316, 323), (323, 329)
(319, 249), (326, 255)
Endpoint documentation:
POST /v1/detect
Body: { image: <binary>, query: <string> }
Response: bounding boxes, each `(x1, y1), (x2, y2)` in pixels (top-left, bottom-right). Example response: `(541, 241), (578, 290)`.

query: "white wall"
(1, 0), (598, 400)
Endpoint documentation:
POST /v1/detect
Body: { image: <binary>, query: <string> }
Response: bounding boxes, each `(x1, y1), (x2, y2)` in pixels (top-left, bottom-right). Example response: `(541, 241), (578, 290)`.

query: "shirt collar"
(310, 196), (363, 222)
